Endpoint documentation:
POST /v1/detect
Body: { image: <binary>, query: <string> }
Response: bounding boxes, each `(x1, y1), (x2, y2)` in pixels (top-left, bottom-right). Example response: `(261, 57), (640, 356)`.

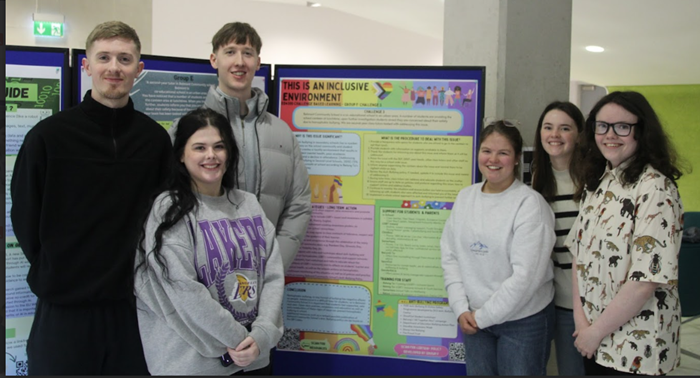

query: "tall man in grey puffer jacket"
(170, 22), (311, 273)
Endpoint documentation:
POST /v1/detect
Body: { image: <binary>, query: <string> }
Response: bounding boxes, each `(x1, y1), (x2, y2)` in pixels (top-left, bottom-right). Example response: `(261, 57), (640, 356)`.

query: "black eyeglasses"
(483, 117), (520, 128)
(594, 121), (637, 136)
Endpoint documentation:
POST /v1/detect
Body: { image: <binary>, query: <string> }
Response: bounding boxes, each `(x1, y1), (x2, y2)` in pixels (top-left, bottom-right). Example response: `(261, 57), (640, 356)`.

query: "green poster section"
(608, 85), (700, 211)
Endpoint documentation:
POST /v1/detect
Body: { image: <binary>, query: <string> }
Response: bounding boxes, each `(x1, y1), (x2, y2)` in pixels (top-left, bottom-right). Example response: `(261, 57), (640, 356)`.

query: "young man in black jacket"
(10, 21), (172, 375)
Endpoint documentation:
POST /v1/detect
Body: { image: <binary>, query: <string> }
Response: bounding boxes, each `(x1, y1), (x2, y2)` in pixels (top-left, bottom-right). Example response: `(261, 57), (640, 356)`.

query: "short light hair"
(211, 22), (262, 54)
(85, 21), (141, 55)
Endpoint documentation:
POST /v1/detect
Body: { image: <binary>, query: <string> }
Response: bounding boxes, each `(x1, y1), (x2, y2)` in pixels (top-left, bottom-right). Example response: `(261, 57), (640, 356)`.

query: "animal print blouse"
(566, 163), (683, 375)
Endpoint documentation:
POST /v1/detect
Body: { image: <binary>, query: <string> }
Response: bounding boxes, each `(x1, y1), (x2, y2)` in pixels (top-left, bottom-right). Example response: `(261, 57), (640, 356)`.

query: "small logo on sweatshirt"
(229, 274), (258, 302)
(470, 241), (489, 256)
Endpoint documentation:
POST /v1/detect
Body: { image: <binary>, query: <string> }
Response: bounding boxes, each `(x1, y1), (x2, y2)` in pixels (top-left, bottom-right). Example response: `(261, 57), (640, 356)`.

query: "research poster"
(5, 47), (69, 376)
(73, 50), (271, 128)
(275, 66), (485, 363)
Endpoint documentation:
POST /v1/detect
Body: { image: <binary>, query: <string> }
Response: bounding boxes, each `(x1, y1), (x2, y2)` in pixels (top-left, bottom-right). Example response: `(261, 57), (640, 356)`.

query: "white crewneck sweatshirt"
(441, 180), (555, 328)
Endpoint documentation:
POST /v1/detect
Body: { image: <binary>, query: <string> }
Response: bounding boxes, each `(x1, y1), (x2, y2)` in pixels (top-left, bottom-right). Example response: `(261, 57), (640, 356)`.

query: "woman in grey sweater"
(134, 108), (284, 375)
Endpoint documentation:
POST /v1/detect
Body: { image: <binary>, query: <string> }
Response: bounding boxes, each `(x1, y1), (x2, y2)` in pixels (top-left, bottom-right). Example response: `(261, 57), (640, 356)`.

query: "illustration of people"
(329, 184), (344, 203)
(463, 88), (474, 106)
(432, 86), (439, 105)
(454, 86), (462, 105)
(313, 182), (320, 199)
(426, 86), (432, 105)
(400, 84), (412, 105)
(329, 184), (336, 203)
(336, 185), (343, 203)
(439, 87), (446, 105)
(445, 86), (455, 106)
(329, 176), (344, 203)
(415, 86), (427, 105)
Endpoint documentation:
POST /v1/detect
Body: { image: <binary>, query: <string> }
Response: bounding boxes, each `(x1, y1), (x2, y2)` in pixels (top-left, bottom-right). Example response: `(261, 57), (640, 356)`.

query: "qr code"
(16, 360), (28, 376)
(277, 328), (301, 350)
(448, 342), (465, 362)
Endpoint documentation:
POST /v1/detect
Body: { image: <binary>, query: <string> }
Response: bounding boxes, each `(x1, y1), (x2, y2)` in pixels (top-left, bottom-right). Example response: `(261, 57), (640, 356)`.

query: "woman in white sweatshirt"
(441, 120), (556, 376)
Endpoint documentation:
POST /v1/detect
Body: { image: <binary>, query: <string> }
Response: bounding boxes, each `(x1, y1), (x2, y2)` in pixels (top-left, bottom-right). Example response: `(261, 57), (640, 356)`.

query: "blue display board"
(273, 65), (485, 376)
(6, 46), (71, 377)
(7, 46), (70, 110)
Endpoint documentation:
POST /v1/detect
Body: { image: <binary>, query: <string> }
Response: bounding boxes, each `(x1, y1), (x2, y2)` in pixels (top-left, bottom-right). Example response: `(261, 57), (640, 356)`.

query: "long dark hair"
(135, 108), (239, 281)
(531, 101), (585, 202)
(574, 91), (684, 201)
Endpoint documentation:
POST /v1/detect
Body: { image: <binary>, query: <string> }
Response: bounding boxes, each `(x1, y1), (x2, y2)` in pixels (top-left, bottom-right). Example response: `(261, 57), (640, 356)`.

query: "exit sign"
(34, 21), (64, 37)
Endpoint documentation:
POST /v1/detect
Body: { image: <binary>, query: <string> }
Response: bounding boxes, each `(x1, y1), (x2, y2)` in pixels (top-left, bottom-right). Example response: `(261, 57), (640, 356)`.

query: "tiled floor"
(546, 315), (700, 375)
(671, 315), (700, 376)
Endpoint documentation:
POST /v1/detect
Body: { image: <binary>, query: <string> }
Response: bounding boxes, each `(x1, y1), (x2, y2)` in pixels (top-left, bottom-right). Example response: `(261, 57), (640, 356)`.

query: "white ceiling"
(250, 0), (700, 86)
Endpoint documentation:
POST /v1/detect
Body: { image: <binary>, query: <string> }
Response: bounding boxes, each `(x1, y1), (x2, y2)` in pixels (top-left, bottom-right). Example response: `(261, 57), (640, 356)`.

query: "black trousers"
(27, 298), (149, 375)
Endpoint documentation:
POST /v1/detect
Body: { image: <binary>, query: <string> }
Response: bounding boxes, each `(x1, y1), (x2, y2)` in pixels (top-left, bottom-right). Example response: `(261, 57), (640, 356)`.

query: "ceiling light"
(585, 45), (605, 53)
(307, 1), (321, 7)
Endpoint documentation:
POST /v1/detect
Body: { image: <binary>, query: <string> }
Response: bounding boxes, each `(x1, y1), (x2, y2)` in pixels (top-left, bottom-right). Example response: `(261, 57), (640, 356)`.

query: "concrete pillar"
(443, 0), (572, 146)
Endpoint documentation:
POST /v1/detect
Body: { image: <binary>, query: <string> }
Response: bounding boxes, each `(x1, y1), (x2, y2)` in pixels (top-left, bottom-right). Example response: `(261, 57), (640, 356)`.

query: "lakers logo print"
(229, 274), (258, 302)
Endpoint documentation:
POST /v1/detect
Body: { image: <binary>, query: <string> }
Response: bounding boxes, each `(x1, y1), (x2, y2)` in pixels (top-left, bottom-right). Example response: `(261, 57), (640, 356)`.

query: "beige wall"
(151, 0), (442, 66)
(6, 0), (442, 67)
(6, 0), (152, 53)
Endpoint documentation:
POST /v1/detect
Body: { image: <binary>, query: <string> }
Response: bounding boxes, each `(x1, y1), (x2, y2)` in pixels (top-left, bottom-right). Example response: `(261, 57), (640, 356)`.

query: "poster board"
(5, 46), (70, 376)
(273, 65), (485, 375)
(72, 50), (272, 128)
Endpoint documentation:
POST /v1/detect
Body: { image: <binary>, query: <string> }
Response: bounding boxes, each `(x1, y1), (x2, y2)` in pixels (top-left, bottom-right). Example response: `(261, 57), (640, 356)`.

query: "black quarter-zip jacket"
(10, 90), (172, 305)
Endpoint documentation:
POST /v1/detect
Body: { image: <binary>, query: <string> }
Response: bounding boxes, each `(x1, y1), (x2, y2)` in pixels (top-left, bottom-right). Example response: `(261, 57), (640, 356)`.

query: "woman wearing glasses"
(565, 91), (684, 375)
(441, 120), (556, 375)
(531, 101), (586, 376)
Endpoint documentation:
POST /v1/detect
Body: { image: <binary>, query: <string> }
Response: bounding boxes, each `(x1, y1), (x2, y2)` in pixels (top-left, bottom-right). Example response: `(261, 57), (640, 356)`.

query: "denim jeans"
(463, 300), (555, 376)
(553, 307), (586, 375)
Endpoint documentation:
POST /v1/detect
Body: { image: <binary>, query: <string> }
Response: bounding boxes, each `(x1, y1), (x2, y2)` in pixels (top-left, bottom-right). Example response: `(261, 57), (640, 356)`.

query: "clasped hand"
(458, 311), (479, 335)
(227, 336), (260, 367)
(573, 324), (604, 359)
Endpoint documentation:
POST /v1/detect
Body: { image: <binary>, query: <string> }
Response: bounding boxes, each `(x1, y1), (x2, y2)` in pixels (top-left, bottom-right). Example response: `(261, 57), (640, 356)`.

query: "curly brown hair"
(574, 91), (684, 201)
